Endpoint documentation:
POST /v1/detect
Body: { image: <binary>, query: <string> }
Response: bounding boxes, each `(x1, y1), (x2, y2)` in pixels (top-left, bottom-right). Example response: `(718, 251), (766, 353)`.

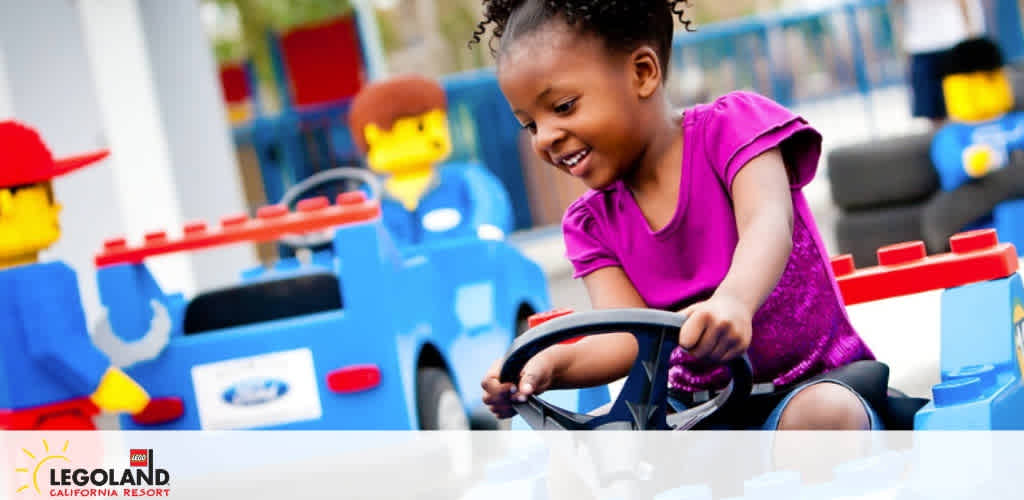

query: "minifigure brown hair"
(347, 74), (448, 154)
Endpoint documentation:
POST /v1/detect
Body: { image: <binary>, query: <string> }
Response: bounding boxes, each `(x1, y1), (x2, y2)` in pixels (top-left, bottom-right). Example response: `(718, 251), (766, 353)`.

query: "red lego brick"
(95, 197), (381, 267)
(526, 308), (588, 345)
(0, 398), (99, 430)
(528, 308), (575, 329)
(831, 229), (1019, 305)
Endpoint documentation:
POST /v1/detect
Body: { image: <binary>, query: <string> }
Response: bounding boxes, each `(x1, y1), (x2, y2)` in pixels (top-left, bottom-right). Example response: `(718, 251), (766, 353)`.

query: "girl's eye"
(554, 98), (577, 114)
(521, 122), (537, 134)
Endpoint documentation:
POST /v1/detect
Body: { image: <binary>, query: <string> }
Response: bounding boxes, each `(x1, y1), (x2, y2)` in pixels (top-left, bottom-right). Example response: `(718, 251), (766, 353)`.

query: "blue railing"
(669, 0), (902, 107)
(232, 0), (1022, 231)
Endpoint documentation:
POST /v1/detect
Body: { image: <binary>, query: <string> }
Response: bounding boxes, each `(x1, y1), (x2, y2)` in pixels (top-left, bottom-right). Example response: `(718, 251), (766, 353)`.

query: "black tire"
(836, 204), (927, 267)
(827, 133), (939, 211)
(417, 367), (469, 430)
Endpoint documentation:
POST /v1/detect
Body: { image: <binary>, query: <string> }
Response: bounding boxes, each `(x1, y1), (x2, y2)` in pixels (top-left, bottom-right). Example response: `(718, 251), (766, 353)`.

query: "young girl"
(476, 0), (879, 430)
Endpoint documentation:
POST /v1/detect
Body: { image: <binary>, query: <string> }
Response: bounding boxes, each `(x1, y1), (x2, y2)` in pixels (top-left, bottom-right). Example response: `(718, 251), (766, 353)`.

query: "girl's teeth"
(563, 150), (587, 166)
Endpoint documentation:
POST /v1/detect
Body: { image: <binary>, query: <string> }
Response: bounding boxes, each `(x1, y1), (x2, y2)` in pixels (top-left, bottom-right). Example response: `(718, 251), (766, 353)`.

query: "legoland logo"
(14, 440), (171, 497)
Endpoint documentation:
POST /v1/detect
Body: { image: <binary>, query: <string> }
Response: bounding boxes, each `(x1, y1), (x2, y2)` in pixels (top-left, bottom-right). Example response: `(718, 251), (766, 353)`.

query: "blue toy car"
(92, 168), (550, 430)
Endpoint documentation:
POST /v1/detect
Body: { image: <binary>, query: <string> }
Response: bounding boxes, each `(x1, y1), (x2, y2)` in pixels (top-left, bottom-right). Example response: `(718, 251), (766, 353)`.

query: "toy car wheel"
(417, 367), (470, 430)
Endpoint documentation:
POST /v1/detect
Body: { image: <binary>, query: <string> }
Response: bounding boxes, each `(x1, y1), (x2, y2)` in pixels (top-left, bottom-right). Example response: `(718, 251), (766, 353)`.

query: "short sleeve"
(702, 91), (823, 190)
(562, 199), (620, 279)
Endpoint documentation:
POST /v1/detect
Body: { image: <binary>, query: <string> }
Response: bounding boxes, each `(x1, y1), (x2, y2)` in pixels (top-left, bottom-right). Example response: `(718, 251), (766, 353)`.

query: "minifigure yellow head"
(348, 75), (452, 174)
(0, 182), (62, 266)
(942, 38), (1014, 123)
(0, 120), (109, 268)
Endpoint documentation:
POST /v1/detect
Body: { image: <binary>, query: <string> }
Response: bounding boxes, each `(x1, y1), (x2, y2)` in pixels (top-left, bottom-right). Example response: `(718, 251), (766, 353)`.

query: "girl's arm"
(679, 147), (794, 361)
(513, 266), (645, 397)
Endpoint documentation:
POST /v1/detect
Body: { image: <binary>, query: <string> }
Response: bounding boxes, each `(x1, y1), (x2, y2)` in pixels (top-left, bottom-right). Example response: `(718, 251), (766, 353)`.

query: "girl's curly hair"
(471, 0), (693, 78)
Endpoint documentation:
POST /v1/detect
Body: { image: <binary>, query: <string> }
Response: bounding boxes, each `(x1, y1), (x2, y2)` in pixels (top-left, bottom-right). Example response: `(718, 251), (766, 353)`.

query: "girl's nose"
(534, 123), (566, 154)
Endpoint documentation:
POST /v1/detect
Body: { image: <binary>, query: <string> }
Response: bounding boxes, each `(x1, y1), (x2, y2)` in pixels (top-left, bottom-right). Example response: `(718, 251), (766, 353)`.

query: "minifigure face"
(943, 69), (1015, 122)
(0, 183), (61, 264)
(363, 109), (452, 174)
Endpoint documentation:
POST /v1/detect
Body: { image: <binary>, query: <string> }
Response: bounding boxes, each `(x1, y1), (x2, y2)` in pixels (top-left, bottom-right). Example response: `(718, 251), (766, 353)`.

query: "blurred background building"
(2, 0), (1024, 336)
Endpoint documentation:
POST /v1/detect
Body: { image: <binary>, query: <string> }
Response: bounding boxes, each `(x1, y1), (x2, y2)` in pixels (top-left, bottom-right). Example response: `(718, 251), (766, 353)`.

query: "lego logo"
(131, 454), (147, 461)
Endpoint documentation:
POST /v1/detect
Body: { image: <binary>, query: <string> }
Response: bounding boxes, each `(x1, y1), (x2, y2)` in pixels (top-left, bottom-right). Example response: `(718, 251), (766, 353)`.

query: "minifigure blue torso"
(0, 261), (109, 409)
(380, 162), (512, 247)
(932, 111), (1024, 191)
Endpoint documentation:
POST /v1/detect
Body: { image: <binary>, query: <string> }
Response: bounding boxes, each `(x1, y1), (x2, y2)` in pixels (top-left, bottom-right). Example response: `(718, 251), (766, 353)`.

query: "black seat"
(682, 361), (929, 430)
(814, 361), (929, 430)
(183, 272), (343, 335)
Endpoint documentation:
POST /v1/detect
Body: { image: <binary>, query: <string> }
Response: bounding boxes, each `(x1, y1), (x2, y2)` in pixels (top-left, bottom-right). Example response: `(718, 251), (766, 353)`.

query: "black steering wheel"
(277, 167), (382, 249)
(499, 309), (753, 430)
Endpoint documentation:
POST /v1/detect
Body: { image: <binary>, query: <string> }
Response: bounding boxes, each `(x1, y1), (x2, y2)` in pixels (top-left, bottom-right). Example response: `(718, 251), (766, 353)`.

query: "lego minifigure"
(931, 38), (1024, 190)
(926, 37), (1024, 250)
(0, 120), (151, 429)
(348, 75), (512, 246)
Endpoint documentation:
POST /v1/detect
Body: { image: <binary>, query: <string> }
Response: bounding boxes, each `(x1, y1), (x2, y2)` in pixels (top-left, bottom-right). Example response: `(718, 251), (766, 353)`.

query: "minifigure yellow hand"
(89, 366), (151, 414)
(964, 144), (997, 178)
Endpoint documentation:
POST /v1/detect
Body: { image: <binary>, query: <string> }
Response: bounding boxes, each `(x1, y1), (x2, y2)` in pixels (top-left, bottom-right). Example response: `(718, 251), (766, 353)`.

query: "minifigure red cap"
(0, 120), (109, 189)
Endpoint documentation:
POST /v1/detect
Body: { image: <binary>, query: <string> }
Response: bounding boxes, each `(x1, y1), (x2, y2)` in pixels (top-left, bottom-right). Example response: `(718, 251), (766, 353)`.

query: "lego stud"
(877, 241), (926, 266)
(144, 231), (167, 243)
(950, 229), (998, 254)
(221, 213), (249, 227)
(337, 192), (366, 205)
(528, 308), (575, 329)
(103, 237), (127, 250)
(932, 377), (983, 407)
(830, 254), (855, 277)
(257, 204), (288, 219)
(947, 364), (996, 388)
(297, 196), (330, 212)
(184, 221), (208, 235)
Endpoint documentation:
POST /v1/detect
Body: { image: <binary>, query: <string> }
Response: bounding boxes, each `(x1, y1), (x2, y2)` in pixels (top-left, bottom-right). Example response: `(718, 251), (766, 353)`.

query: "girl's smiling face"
(497, 20), (656, 190)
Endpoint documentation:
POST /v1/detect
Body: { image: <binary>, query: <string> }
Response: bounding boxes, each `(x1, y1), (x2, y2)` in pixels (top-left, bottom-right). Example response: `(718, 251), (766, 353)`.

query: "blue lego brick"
(0, 262), (109, 409)
(939, 274), (1022, 374)
(915, 274), (1024, 429)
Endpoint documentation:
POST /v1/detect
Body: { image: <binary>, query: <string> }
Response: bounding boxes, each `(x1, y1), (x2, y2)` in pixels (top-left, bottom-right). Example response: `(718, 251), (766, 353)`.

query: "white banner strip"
(0, 431), (1017, 499)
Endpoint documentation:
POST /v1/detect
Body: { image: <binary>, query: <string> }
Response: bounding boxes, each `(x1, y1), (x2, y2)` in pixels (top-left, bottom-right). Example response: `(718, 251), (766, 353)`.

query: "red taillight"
(132, 396), (185, 425)
(327, 364), (381, 394)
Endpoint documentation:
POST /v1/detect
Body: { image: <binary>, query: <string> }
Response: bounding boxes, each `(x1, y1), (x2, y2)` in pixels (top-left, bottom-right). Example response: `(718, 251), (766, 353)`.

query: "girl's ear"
(630, 46), (662, 99)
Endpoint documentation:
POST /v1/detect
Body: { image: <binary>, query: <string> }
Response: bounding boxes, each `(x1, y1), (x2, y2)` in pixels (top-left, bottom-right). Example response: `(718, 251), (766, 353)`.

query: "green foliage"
(438, 0), (489, 71)
(257, 0), (353, 32)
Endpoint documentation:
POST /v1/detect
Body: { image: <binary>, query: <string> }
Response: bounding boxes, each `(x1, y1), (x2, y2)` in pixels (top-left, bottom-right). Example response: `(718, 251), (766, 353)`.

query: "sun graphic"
(14, 439), (71, 494)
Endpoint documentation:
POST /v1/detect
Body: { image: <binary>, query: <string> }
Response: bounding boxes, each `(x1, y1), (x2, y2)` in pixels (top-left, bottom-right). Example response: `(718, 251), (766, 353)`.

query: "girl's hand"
(480, 351), (558, 419)
(678, 293), (753, 362)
